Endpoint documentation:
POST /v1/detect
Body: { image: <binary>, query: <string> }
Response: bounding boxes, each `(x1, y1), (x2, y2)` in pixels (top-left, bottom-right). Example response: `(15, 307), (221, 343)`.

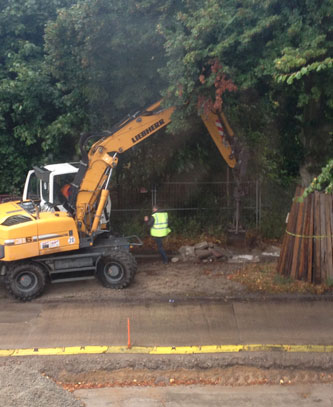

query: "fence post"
(226, 167), (230, 208)
(151, 185), (157, 207)
(256, 180), (259, 228)
(259, 181), (262, 227)
(255, 180), (262, 228)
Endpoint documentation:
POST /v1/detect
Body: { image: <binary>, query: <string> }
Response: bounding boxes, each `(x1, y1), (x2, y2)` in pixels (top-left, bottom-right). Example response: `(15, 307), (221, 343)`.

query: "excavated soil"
(1, 356), (332, 407)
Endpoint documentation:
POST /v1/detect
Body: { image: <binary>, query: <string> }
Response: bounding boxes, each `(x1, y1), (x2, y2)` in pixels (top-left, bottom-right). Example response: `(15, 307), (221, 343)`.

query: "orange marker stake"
(127, 318), (131, 349)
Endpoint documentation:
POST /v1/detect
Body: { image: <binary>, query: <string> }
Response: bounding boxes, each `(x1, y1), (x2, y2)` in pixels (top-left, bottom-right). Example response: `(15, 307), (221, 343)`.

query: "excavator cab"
(23, 163), (79, 212)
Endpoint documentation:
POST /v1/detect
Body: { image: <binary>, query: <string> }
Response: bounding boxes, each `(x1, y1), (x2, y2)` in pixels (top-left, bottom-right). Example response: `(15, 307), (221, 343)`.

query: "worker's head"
(152, 205), (159, 213)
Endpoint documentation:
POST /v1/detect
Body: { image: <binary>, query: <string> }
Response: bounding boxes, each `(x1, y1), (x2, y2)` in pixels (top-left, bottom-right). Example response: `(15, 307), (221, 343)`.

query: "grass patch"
(227, 263), (333, 295)
(326, 278), (333, 287)
(273, 274), (292, 285)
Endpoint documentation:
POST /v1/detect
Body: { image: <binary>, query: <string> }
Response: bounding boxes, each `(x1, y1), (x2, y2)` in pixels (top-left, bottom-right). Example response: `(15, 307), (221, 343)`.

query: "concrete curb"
(1, 344), (333, 357)
(24, 292), (333, 305)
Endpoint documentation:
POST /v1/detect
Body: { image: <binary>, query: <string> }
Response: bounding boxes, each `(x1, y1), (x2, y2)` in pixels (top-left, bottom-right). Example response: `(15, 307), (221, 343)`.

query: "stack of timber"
(277, 186), (333, 284)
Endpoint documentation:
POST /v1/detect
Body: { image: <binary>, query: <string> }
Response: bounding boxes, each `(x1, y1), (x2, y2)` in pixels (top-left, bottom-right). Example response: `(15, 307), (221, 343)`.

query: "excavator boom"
(71, 101), (175, 234)
(70, 100), (237, 236)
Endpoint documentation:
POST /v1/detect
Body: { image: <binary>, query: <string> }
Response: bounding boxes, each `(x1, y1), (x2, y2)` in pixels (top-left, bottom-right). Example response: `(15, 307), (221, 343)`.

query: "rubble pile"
(172, 241), (280, 264)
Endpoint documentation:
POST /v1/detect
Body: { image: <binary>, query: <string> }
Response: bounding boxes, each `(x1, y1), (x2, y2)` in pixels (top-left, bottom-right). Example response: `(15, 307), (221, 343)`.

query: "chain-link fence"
(108, 180), (297, 237)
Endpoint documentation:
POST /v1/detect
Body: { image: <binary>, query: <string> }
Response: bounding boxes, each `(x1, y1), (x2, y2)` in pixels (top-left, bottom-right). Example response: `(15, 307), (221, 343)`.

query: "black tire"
(4, 262), (47, 301)
(96, 250), (136, 289)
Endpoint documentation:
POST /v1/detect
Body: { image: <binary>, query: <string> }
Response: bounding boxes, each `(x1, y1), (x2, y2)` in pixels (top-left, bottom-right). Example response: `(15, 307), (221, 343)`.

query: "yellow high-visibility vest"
(151, 212), (171, 237)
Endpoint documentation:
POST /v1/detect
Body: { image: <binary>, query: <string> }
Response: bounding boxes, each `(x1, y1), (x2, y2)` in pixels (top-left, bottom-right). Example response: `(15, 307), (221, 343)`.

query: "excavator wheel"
(96, 250), (136, 289)
(5, 262), (47, 301)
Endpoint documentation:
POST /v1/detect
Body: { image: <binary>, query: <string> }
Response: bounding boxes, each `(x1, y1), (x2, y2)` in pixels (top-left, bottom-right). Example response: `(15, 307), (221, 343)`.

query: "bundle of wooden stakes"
(277, 186), (333, 284)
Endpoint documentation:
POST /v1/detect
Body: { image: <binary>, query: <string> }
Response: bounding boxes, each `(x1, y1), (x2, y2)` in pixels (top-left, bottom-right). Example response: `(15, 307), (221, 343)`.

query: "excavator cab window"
(41, 180), (50, 203)
(53, 174), (75, 205)
(25, 172), (40, 201)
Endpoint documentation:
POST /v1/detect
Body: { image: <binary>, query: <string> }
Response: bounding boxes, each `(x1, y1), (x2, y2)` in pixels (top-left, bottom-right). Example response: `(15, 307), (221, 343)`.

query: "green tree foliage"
(0, 0), (76, 192)
(43, 0), (216, 187)
(44, 0), (170, 130)
(301, 159), (333, 199)
(159, 0), (333, 184)
(0, 0), (332, 199)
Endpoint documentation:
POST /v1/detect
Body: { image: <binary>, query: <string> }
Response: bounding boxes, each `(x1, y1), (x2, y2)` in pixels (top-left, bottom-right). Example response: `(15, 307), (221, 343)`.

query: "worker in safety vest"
(144, 205), (171, 264)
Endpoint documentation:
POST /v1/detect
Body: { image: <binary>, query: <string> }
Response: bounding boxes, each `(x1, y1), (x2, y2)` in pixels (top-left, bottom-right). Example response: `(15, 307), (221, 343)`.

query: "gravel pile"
(0, 361), (84, 407)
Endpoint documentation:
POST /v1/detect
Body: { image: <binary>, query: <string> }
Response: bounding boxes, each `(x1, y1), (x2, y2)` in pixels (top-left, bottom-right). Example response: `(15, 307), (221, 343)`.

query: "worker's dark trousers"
(154, 237), (168, 264)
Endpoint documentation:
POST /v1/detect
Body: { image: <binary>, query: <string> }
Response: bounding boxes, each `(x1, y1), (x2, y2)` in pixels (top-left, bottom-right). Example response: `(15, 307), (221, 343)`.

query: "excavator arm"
(71, 101), (175, 234)
(70, 100), (237, 236)
(200, 109), (236, 169)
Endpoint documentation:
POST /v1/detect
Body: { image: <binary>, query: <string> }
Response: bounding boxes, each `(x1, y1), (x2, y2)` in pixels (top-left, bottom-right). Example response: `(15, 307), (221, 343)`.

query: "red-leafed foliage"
(198, 59), (237, 115)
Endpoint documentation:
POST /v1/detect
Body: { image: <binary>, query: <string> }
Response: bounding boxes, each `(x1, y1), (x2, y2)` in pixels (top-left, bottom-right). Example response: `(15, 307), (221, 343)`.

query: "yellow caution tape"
(0, 344), (332, 357)
(286, 230), (333, 239)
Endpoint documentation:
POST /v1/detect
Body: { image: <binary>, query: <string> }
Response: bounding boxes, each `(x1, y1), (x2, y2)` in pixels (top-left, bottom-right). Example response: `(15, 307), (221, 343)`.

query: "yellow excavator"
(0, 101), (238, 300)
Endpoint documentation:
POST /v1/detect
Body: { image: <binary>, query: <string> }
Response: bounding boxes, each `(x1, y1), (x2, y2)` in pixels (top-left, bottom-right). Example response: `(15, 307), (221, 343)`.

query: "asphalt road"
(0, 297), (332, 349)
